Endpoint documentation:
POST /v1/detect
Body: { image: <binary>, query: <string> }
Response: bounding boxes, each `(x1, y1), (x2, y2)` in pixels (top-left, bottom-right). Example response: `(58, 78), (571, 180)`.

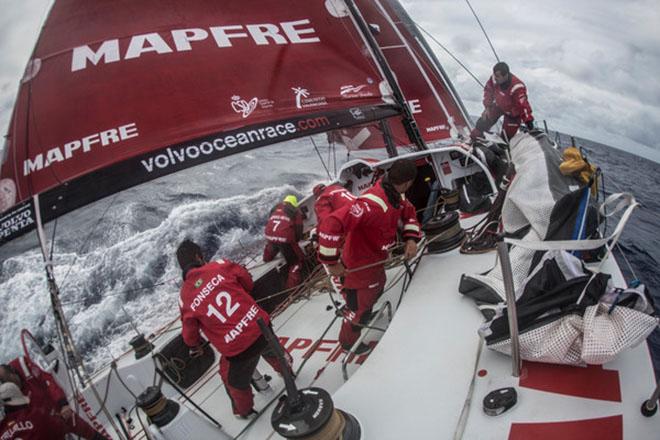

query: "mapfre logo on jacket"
(179, 260), (269, 357)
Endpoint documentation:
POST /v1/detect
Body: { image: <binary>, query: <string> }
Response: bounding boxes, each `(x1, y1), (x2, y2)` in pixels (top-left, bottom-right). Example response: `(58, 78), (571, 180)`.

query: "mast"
(344, 0), (427, 152)
(33, 195), (125, 439)
(379, 120), (398, 157)
(33, 195), (86, 383)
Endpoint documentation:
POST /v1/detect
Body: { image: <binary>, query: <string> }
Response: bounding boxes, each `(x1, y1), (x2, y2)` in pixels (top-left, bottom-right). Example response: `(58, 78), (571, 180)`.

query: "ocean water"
(0, 133), (658, 378)
(559, 134), (660, 378)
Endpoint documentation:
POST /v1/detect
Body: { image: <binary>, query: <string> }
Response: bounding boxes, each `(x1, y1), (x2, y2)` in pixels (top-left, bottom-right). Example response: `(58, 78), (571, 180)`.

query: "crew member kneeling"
(263, 195), (305, 289)
(177, 240), (291, 418)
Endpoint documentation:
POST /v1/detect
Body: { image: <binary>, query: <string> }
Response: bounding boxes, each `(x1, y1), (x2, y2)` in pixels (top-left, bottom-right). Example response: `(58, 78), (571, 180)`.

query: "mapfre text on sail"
(22, 123), (138, 176)
(71, 20), (320, 72)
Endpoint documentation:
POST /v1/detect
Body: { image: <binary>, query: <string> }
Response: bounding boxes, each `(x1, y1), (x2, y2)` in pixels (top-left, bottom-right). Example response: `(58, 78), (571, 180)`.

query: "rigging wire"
(414, 23), (484, 89)
(368, 2), (484, 90)
(464, 0), (500, 62)
(59, 193), (120, 292)
(120, 304), (143, 337)
(48, 218), (58, 262)
(616, 242), (639, 282)
(310, 136), (333, 180)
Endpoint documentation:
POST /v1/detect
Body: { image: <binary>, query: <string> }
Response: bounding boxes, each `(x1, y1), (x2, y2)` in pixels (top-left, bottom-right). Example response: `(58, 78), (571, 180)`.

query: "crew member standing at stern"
(177, 240), (291, 418)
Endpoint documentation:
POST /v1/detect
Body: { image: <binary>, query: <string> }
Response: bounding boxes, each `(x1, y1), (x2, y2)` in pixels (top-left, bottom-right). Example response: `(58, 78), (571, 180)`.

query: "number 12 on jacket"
(206, 291), (240, 323)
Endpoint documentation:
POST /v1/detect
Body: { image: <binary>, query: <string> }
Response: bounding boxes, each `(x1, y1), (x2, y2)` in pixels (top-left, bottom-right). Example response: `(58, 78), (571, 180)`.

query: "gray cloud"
(0, 0), (52, 135)
(403, 0), (660, 161)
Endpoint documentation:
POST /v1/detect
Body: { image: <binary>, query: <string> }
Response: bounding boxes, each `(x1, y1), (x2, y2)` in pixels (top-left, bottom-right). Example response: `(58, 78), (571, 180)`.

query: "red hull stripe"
(520, 361), (621, 402)
(509, 415), (622, 440)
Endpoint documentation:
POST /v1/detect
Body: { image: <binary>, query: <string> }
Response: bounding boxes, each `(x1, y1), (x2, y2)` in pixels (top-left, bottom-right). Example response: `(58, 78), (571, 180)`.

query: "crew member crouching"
(0, 382), (69, 439)
(263, 195), (305, 289)
(0, 357), (108, 439)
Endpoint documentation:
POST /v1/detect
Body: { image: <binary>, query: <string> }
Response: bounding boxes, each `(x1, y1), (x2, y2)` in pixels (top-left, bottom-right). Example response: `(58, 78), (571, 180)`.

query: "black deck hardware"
(257, 318), (362, 439)
(483, 387), (518, 416)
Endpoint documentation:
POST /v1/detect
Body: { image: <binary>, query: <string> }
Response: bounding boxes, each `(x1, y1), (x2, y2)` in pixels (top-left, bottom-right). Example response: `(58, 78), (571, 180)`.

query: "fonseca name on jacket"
(190, 273), (226, 311)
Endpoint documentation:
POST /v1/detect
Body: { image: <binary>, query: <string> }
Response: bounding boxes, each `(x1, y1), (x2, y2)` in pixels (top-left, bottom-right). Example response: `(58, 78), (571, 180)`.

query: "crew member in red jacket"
(313, 181), (356, 228)
(177, 240), (291, 418)
(263, 195), (305, 289)
(0, 357), (107, 439)
(0, 382), (68, 439)
(470, 62), (534, 142)
(318, 160), (422, 353)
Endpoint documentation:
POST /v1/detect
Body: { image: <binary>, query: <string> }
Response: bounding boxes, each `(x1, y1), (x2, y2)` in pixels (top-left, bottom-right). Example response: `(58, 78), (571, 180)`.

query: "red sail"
(0, 0), (400, 245)
(330, 0), (472, 150)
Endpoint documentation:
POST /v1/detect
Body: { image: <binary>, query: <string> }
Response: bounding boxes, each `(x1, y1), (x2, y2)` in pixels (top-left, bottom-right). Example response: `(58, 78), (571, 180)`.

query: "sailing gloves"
(525, 120), (535, 130)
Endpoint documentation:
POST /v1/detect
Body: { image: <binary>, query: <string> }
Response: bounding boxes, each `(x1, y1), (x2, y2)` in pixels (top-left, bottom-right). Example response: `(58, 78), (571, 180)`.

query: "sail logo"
(0, 179), (16, 212)
(22, 123), (139, 176)
(340, 84), (374, 99)
(292, 87), (309, 109)
(231, 96), (258, 118)
(139, 115), (330, 174)
(292, 86), (327, 109)
(71, 20), (321, 72)
(426, 124), (448, 133)
(0, 202), (34, 242)
(349, 107), (365, 120)
(230, 96), (274, 118)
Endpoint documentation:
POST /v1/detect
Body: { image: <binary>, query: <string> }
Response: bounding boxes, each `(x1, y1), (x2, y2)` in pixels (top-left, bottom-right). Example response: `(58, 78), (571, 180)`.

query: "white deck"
(80, 221), (660, 440)
(332, 245), (660, 439)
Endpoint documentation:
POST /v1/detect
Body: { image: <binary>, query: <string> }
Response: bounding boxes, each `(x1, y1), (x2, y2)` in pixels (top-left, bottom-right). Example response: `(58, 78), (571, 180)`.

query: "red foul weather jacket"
(179, 260), (270, 357)
(314, 184), (356, 227)
(0, 405), (68, 440)
(318, 179), (422, 288)
(8, 356), (67, 413)
(483, 73), (533, 123)
(264, 202), (303, 244)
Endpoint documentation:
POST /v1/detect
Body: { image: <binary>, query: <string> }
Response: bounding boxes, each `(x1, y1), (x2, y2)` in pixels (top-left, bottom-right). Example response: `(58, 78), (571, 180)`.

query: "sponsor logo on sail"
(71, 20), (321, 72)
(426, 124), (448, 133)
(0, 179), (17, 212)
(340, 84), (374, 99)
(22, 123), (139, 176)
(231, 96), (258, 118)
(231, 96), (275, 118)
(0, 202), (35, 243)
(349, 107), (365, 120)
(140, 115), (331, 173)
(292, 86), (327, 109)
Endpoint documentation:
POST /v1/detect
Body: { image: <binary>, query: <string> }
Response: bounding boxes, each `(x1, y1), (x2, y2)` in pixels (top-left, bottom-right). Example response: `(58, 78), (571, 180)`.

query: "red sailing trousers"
(219, 336), (292, 416)
(263, 242), (305, 288)
(338, 277), (385, 349)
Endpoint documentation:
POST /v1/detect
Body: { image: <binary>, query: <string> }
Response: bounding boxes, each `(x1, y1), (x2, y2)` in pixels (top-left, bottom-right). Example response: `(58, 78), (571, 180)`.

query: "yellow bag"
(559, 147), (598, 195)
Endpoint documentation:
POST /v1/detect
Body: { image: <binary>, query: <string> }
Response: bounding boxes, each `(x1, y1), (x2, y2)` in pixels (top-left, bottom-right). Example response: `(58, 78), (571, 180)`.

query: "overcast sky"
(1, 0), (659, 162)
